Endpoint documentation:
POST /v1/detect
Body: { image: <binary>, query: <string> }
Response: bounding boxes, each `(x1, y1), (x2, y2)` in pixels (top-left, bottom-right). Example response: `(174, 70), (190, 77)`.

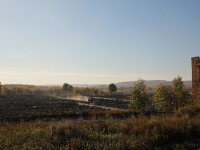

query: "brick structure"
(192, 57), (200, 103)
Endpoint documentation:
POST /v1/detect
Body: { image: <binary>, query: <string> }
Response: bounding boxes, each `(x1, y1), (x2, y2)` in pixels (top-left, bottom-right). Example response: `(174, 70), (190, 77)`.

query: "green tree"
(63, 83), (73, 94)
(154, 84), (174, 112)
(108, 83), (117, 94)
(129, 78), (148, 110)
(172, 76), (190, 110)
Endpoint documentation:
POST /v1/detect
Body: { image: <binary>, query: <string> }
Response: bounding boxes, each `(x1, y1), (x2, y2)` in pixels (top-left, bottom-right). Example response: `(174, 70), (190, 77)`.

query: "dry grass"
(1, 105), (200, 149)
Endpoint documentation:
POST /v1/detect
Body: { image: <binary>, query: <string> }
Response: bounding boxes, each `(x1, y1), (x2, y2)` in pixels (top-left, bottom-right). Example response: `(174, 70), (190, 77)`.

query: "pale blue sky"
(0, 0), (200, 85)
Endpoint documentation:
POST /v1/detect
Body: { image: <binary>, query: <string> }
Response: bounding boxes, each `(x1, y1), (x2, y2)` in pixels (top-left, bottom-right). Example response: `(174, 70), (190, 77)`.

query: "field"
(0, 95), (130, 121)
(1, 95), (200, 149)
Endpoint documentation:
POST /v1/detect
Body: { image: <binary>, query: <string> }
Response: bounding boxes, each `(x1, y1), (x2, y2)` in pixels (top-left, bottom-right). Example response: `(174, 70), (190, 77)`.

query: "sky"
(0, 0), (200, 85)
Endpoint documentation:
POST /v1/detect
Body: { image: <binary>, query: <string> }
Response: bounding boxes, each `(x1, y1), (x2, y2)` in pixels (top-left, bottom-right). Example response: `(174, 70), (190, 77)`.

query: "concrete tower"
(192, 57), (200, 103)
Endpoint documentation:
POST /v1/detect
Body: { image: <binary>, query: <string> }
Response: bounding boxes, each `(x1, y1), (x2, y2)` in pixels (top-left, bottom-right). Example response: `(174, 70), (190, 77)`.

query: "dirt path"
(78, 102), (125, 111)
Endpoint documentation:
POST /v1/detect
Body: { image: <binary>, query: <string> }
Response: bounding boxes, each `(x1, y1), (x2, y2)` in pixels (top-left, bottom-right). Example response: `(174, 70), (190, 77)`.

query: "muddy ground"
(0, 95), (130, 121)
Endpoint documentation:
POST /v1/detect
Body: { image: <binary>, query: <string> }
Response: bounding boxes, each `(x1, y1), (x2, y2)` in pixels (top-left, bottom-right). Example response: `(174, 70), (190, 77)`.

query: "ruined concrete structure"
(192, 57), (200, 103)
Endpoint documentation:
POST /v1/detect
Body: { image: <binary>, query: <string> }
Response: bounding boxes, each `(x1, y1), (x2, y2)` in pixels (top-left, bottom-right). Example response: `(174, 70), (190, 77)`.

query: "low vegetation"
(1, 104), (200, 149)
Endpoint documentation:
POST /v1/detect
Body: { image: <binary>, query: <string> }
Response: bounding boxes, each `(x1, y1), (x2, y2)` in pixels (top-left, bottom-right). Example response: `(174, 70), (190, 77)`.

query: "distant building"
(192, 57), (200, 103)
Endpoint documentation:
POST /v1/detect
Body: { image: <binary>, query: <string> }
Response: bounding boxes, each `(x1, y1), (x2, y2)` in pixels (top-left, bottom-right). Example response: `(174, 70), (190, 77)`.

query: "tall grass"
(1, 104), (200, 149)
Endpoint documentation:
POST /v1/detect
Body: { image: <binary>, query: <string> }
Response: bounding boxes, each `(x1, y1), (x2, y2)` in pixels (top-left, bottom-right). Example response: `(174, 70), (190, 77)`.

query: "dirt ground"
(0, 95), (129, 121)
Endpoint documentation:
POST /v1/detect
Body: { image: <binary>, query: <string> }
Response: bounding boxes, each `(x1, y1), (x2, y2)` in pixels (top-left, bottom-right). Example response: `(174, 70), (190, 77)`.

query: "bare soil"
(0, 95), (129, 121)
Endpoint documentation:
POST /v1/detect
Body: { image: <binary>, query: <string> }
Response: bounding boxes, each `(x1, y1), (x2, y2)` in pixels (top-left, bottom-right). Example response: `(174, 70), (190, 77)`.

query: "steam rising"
(44, 90), (89, 102)
(65, 95), (88, 101)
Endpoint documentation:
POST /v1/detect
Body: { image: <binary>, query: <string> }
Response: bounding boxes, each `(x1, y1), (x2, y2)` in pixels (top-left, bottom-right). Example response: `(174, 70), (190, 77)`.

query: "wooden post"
(51, 125), (56, 137)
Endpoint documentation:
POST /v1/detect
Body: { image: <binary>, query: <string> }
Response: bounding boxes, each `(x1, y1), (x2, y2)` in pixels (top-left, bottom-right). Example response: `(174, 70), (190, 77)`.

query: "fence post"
(51, 125), (56, 138)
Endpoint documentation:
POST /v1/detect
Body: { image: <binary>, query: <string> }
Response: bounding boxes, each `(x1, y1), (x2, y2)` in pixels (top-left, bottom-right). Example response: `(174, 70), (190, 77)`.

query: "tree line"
(0, 84), (107, 96)
(129, 76), (193, 112)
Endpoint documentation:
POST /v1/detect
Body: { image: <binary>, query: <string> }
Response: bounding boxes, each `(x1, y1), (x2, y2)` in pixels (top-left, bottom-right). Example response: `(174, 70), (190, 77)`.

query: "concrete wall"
(192, 57), (200, 103)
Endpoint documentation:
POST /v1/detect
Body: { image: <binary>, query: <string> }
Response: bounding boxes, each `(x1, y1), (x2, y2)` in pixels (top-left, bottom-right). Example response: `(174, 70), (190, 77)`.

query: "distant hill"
(45, 80), (192, 88)
(115, 80), (192, 88)
(45, 84), (107, 88)
(71, 84), (107, 87)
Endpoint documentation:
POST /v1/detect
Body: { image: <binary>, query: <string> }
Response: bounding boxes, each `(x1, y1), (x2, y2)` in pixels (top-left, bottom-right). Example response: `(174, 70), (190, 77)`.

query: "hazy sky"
(0, 0), (200, 85)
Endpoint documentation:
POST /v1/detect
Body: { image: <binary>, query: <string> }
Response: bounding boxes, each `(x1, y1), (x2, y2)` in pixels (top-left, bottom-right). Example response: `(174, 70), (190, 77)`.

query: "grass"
(1, 105), (200, 149)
